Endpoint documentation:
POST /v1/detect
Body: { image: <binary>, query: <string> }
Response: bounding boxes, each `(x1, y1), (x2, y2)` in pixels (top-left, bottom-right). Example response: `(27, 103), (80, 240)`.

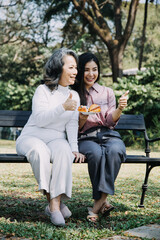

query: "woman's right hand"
(63, 93), (77, 111)
(73, 151), (86, 163)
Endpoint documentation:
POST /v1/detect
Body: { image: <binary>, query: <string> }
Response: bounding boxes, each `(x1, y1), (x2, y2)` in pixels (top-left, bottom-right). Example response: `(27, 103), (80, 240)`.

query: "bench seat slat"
(0, 154), (160, 164)
(0, 154), (28, 163)
(125, 155), (160, 163)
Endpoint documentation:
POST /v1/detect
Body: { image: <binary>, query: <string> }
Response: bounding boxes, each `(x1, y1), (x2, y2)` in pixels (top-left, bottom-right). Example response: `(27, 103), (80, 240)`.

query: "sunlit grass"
(0, 140), (159, 239)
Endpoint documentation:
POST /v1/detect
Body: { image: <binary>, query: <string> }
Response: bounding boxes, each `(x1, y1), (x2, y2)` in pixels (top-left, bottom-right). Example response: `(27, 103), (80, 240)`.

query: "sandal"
(99, 203), (114, 216)
(87, 207), (99, 223)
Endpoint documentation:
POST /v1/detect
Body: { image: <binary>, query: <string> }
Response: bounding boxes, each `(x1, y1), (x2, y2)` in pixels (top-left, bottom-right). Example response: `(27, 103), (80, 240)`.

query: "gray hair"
(43, 48), (78, 90)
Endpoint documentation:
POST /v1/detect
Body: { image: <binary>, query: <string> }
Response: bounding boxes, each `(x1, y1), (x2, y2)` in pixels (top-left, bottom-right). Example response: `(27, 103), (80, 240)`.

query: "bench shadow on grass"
(0, 191), (127, 224)
(0, 187), (93, 224)
(0, 196), (131, 234)
(0, 192), (160, 236)
(0, 178), (159, 228)
(0, 195), (49, 223)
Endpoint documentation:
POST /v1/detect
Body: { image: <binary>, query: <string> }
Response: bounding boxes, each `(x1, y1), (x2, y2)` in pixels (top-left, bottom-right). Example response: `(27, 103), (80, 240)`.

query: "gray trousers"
(78, 128), (126, 200)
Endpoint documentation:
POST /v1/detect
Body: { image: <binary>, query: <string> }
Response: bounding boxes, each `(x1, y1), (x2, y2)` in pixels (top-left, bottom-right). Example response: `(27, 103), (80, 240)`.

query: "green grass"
(0, 140), (160, 239)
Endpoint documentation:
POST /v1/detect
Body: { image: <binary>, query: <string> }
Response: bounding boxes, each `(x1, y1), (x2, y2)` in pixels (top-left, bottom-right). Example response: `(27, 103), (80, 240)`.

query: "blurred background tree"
(0, 0), (56, 109)
(43, 0), (140, 82)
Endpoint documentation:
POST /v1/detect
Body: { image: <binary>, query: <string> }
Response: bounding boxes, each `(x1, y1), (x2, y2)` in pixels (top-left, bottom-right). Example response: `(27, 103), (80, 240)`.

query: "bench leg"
(138, 163), (155, 208)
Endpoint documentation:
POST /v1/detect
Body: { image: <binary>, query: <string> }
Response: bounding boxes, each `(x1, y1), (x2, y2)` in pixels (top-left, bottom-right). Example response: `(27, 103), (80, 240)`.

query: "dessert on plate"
(78, 104), (101, 114)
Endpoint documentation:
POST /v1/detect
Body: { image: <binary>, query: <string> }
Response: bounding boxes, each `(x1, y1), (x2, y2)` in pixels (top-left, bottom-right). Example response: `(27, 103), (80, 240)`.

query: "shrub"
(113, 62), (160, 146)
(0, 79), (40, 111)
(113, 62), (160, 130)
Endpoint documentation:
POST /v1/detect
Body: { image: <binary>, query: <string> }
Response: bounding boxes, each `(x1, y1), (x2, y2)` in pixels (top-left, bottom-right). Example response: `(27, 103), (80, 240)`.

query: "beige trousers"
(16, 136), (74, 200)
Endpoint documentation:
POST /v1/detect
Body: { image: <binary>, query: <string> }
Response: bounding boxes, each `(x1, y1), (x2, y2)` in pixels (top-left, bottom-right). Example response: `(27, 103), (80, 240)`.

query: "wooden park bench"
(0, 110), (159, 207)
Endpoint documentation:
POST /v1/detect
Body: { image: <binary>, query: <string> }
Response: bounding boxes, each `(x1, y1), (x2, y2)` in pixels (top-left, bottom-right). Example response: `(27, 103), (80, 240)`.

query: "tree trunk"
(108, 46), (124, 82)
(71, 0), (139, 82)
(138, 0), (148, 70)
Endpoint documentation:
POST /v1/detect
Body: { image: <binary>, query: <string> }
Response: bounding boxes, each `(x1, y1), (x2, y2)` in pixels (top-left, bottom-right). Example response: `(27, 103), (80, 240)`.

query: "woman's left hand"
(72, 152), (86, 163)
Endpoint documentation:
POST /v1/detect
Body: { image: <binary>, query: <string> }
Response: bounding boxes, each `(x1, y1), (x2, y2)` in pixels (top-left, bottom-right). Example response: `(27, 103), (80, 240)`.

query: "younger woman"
(72, 52), (128, 222)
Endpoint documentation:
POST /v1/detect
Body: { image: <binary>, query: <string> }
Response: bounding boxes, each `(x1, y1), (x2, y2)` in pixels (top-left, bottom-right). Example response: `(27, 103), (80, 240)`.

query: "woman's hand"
(63, 93), (77, 111)
(72, 151), (86, 163)
(112, 90), (129, 122)
(118, 90), (129, 111)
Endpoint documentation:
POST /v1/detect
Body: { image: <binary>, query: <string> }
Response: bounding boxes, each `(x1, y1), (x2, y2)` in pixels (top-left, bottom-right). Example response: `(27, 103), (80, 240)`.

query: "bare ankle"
(50, 196), (61, 212)
(93, 194), (108, 213)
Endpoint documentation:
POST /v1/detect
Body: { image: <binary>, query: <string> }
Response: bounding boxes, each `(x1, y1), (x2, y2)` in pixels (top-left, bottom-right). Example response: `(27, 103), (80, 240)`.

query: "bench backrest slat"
(0, 110), (31, 127)
(115, 114), (146, 131)
(0, 111), (146, 131)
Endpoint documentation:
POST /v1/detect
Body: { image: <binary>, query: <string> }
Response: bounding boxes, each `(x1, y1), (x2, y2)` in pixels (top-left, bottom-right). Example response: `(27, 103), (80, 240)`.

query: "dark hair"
(72, 52), (100, 105)
(42, 48), (78, 91)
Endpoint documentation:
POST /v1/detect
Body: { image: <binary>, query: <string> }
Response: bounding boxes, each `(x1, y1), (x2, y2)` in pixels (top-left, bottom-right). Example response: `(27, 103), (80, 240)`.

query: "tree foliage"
(0, 0), (57, 85)
(42, 0), (140, 82)
(0, 80), (36, 110)
(0, 0), (55, 109)
(113, 60), (160, 132)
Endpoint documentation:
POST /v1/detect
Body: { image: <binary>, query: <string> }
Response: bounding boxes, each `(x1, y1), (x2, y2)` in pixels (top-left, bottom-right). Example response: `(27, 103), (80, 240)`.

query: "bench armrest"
(146, 137), (160, 143)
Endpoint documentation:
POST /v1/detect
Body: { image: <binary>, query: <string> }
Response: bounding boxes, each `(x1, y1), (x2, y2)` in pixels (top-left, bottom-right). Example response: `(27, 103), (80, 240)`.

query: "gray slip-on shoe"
(45, 203), (72, 219)
(60, 202), (72, 219)
(45, 205), (65, 226)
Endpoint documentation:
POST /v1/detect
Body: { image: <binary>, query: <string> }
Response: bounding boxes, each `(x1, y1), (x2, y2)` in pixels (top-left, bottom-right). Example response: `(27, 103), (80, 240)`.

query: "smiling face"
(84, 60), (99, 90)
(58, 55), (78, 87)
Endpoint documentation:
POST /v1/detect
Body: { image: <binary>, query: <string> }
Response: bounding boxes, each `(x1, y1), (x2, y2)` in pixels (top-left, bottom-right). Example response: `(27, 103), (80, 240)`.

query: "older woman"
(16, 48), (85, 226)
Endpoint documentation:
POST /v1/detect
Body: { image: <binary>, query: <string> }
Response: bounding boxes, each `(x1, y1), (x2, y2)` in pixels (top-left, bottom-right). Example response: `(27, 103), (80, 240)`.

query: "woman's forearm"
(79, 118), (87, 130)
(112, 107), (122, 122)
(79, 113), (88, 130)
